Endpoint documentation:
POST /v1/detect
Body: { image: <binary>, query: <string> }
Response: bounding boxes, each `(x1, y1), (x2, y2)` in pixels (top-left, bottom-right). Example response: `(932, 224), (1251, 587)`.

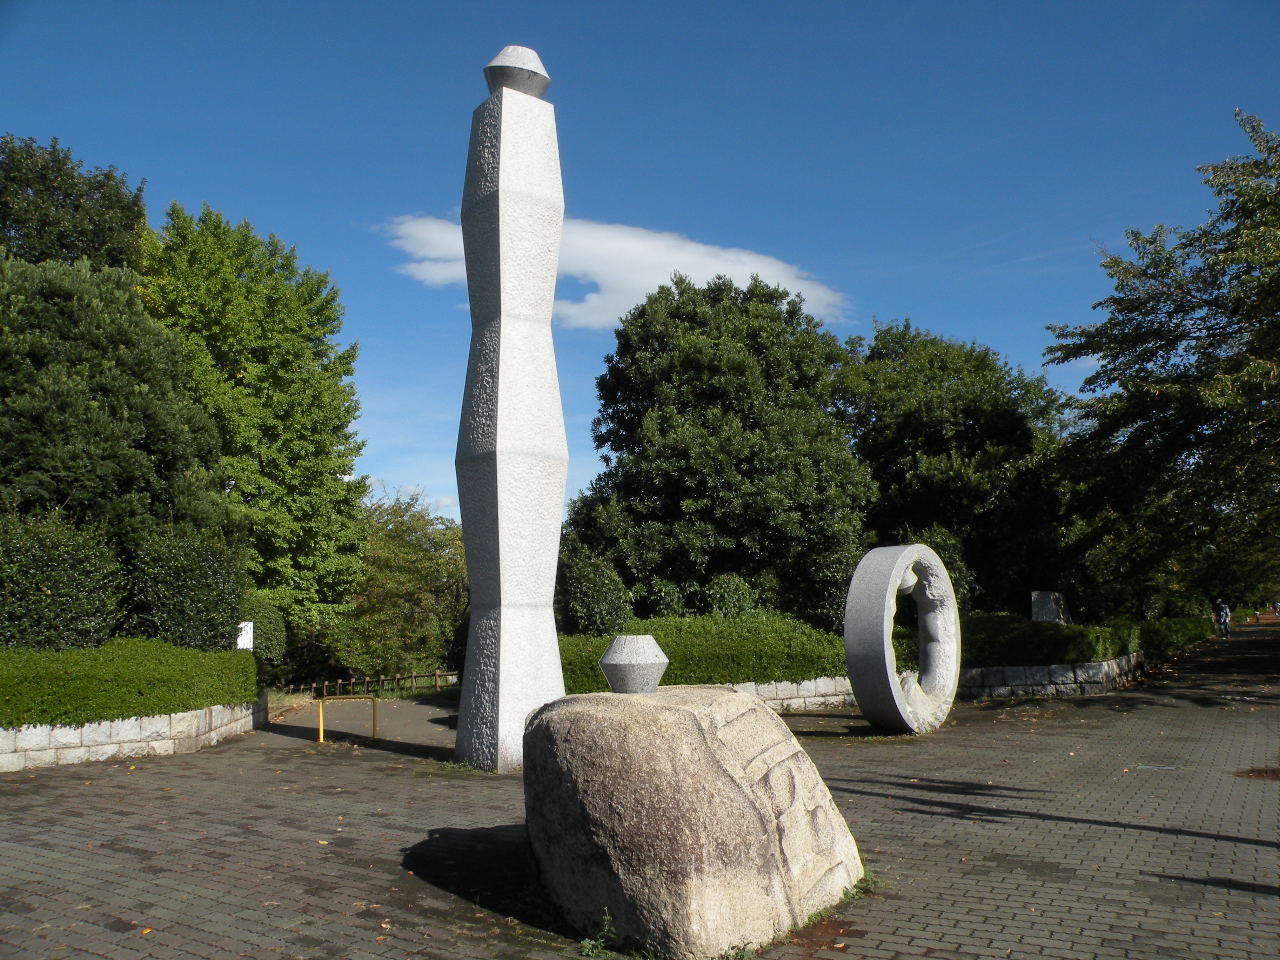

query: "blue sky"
(3, 0), (1277, 516)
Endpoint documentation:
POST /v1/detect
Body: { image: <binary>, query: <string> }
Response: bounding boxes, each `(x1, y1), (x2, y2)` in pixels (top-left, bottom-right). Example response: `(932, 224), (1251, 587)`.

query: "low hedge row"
(560, 610), (846, 694)
(958, 614), (1208, 667)
(0, 637), (258, 728)
(560, 611), (1212, 693)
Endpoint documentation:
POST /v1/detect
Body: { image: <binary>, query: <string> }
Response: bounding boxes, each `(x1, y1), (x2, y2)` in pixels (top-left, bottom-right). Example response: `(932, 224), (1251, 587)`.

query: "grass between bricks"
(575, 872), (881, 960)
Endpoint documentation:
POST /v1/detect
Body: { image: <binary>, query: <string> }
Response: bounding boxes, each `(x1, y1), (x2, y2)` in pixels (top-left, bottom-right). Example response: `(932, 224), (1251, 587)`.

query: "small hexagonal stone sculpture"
(599, 635), (669, 693)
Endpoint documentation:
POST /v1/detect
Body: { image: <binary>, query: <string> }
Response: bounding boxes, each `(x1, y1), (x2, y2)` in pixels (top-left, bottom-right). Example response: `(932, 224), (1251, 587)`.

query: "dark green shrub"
(0, 256), (229, 551)
(637, 578), (686, 618)
(0, 510), (123, 650)
(705, 573), (756, 618)
(0, 636), (257, 727)
(126, 530), (244, 651)
(561, 552), (631, 635)
(1136, 617), (1208, 660)
(240, 591), (286, 665)
(960, 613), (1203, 668)
(960, 613), (1130, 667)
(560, 609), (845, 694)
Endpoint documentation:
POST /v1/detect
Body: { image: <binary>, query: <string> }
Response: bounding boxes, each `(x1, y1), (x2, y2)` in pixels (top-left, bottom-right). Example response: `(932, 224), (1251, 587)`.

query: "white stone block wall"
(726, 652), (1146, 716)
(729, 676), (857, 713)
(956, 651), (1146, 701)
(0, 700), (262, 772)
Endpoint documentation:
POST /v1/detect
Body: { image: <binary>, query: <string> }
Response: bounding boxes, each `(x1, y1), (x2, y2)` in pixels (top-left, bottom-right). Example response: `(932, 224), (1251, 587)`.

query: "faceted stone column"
(455, 46), (567, 772)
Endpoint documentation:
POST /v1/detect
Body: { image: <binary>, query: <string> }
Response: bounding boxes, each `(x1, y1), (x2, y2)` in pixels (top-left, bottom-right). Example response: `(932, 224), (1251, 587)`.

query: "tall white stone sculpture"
(454, 46), (567, 772)
(844, 544), (961, 733)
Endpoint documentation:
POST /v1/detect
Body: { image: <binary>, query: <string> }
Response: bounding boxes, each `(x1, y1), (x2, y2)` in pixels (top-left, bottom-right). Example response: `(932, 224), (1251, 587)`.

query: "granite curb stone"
(1, 702), (259, 771)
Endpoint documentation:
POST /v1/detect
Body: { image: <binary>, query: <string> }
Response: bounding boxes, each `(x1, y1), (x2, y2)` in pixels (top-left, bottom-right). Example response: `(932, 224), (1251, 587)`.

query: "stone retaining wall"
(0, 700), (265, 773)
(956, 651), (1145, 701)
(730, 652), (1146, 713)
(729, 676), (857, 712)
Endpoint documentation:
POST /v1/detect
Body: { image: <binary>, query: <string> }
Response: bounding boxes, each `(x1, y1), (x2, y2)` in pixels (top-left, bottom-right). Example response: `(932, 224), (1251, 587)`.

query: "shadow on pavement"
(1146, 873), (1280, 898)
(264, 719), (456, 762)
(824, 777), (1276, 849)
(400, 824), (575, 938)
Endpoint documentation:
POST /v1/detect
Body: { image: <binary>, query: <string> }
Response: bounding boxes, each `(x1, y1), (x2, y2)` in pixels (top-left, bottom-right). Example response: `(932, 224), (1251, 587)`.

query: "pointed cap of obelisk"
(483, 45), (551, 98)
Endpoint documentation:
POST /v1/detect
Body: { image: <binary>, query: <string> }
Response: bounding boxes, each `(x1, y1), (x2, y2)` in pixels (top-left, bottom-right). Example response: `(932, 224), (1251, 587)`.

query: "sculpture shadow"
(784, 712), (920, 740)
(825, 776), (1275, 849)
(263, 720), (455, 762)
(400, 824), (574, 937)
(1145, 873), (1279, 898)
(826, 774), (1044, 801)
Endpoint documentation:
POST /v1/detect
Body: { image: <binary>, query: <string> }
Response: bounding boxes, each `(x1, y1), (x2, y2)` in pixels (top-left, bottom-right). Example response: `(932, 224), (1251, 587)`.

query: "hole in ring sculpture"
(844, 543), (961, 733)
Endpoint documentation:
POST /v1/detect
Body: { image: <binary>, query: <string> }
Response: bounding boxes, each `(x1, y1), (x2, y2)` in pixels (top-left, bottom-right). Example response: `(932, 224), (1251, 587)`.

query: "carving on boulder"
(523, 687), (863, 959)
(844, 544), (960, 733)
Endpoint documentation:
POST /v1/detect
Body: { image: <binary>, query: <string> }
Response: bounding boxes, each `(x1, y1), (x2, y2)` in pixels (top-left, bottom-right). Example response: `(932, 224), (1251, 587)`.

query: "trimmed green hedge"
(959, 614), (1207, 668)
(0, 637), (257, 728)
(126, 530), (244, 651)
(561, 610), (846, 694)
(560, 611), (1212, 693)
(0, 511), (124, 650)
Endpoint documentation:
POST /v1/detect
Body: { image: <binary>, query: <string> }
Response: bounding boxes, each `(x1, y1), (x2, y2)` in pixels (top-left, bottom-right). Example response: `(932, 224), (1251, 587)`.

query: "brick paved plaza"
(2, 625), (1276, 960)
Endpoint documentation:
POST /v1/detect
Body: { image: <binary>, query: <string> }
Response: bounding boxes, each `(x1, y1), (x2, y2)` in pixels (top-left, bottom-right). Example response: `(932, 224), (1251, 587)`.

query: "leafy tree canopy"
(324, 490), (468, 677)
(0, 256), (229, 546)
(0, 134), (146, 270)
(567, 274), (876, 629)
(1047, 111), (1280, 610)
(141, 203), (367, 628)
(839, 320), (1069, 611)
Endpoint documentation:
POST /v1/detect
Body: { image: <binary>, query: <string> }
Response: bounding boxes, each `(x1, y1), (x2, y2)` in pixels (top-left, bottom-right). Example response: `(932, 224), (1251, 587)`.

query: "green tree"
(142, 203), (367, 629)
(568, 274), (876, 629)
(1047, 112), (1280, 614)
(838, 321), (1068, 612)
(0, 134), (146, 270)
(324, 490), (468, 677)
(0, 256), (229, 546)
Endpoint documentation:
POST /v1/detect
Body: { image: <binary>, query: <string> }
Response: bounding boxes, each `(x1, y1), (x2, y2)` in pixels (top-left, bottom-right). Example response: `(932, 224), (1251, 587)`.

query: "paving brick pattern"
(2, 626), (1276, 959)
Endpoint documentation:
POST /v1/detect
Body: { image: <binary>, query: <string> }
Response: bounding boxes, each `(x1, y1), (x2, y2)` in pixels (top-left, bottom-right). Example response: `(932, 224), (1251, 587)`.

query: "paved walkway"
(2, 624), (1276, 960)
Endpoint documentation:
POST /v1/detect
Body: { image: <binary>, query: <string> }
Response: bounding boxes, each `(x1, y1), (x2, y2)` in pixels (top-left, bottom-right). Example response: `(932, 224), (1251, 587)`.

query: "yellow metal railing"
(316, 695), (379, 743)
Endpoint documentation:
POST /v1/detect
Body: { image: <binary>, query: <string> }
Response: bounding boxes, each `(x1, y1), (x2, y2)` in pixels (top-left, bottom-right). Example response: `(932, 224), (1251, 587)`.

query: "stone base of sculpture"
(844, 544), (961, 733)
(523, 687), (862, 959)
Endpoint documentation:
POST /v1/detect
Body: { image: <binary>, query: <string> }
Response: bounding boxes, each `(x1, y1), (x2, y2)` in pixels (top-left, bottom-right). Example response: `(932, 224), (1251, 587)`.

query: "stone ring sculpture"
(843, 544), (961, 733)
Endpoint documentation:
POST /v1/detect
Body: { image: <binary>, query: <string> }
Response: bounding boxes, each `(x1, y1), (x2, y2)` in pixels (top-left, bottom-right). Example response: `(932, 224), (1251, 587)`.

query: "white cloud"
(387, 215), (848, 329)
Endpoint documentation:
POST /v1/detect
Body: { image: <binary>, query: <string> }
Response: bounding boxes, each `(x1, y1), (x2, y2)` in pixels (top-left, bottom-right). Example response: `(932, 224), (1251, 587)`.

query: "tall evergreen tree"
(141, 203), (366, 628)
(568, 274), (876, 628)
(0, 134), (146, 270)
(0, 256), (228, 544)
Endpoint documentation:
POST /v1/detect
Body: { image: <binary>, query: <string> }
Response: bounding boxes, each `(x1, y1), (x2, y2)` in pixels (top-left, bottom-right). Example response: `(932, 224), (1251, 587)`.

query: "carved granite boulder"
(523, 686), (862, 959)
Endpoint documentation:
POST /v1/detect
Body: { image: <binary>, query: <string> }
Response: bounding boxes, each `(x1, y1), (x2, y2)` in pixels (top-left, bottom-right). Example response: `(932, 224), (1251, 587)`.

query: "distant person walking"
(1214, 599), (1232, 638)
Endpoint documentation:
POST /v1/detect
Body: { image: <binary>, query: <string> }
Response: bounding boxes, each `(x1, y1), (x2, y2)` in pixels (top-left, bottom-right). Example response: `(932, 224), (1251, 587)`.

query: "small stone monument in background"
(1031, 590), (1072, 624)
(454, 46), (568, 772)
